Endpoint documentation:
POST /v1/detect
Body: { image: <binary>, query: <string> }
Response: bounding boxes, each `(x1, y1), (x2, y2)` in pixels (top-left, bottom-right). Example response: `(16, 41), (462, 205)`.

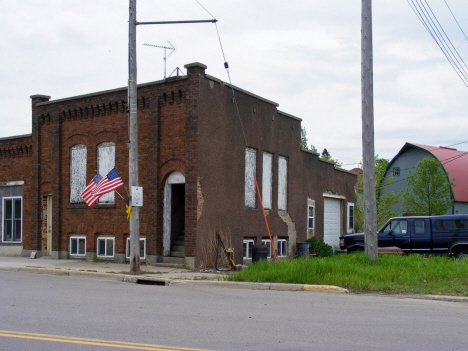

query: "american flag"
(81, 173), (103, 207)
(91, 167), (124, 197)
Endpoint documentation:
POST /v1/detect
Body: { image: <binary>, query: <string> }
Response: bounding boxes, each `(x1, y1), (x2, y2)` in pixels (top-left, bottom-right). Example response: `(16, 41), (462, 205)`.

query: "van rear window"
(435, 220), (468, 231)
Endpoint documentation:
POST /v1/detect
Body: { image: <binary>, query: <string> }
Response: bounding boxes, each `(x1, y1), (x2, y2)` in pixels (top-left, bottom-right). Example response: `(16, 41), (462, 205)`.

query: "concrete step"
(162, 256), (184, 265)
(172, 245), (185, 252)
(173, 240), (185, 246)
(170, 251), (185, 258)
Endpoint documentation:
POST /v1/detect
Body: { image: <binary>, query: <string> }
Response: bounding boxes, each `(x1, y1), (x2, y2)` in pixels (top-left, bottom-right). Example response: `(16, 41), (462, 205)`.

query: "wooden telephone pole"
(361, 0), (378, 259)
(128, 0), (140, 273)
(127, 0), (216, 273)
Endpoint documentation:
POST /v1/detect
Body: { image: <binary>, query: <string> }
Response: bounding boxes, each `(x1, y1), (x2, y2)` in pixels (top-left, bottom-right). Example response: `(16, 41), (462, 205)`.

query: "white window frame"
(308, 205), (315, 230)
(261, 239), (272, 258)
(126, 237), (146, 259)
(2, 196), (22, 243)
(245, 148), (257, 208)
(278, 156), (288, 210)
(98, 142), (115, 204)
(70, 144), (87, 203)
(393, 167), (400, 176)
(70, 236), (86, 256)
(277, 239), (287, 257)
(243, 239), (255, 259)
(347, 202), (355, 233)
(262, 152), (273, 209)
(97, 237), (115, 258)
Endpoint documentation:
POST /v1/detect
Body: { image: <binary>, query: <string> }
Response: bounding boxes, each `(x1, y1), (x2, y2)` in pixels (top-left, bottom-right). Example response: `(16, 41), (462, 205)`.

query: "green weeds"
(227, 253), (468, 296)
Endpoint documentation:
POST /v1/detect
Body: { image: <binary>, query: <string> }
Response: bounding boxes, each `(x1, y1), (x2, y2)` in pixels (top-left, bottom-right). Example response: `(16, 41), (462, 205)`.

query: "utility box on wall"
(131, 186), (143, 207)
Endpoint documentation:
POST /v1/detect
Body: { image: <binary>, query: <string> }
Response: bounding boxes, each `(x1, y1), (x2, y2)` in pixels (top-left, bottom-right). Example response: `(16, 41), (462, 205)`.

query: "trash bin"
(296, 243), (310, 257)
(252, 244), (268, 263)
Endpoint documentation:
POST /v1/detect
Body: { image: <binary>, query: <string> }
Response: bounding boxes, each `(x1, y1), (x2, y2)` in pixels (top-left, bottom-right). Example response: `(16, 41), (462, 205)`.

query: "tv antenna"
(143, 41), (176, 79)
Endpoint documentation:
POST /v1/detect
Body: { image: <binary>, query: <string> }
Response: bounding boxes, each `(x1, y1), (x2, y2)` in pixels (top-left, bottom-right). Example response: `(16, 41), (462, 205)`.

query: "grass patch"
(227, 253), (468, 296)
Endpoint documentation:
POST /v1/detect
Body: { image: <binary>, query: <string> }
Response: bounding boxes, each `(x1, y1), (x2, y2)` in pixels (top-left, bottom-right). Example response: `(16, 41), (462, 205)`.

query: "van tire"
(455, 250), (468, 259)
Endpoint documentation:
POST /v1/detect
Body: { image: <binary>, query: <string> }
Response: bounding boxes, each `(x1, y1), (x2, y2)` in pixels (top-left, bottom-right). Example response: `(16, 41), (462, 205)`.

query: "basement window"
(70, 236), (86, 256)
(277, 239), (287, 257)
(126, 238), (146, 259)
(243, 239), (255, 259)
(97, 237), (114, 258)
(261, 239), (272, 258)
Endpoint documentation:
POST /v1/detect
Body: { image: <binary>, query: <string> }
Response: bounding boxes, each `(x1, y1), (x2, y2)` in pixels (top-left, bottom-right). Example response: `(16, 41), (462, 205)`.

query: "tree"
(300, 127), (342, 168)
(300, 127), (309, 150)
(355, 156), (400, 231)
(402, 157), (454, 216)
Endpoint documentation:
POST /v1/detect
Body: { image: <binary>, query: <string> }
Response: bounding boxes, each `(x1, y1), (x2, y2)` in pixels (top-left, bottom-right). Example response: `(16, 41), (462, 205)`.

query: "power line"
(407, 0), (468, 88)
(443, 0), (468, 41)
(195, 0), (248, 147)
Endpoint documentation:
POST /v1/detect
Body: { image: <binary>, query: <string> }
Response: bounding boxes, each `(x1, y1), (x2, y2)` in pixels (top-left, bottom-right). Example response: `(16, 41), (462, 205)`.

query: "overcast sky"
(1, 0), (467, 169)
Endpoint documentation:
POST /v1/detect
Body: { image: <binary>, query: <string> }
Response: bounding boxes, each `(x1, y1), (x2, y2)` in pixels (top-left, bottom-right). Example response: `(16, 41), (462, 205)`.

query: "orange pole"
(254, 175), (278, 263)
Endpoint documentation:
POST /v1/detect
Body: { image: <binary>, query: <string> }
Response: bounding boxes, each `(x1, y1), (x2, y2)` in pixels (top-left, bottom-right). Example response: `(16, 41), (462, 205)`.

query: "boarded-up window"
(98, 142), (115, 203)
(70, 145), (87, 203)
(278, 156), (288, 210)
(262, 152), (273, 209)
(245, 148), (257, 208)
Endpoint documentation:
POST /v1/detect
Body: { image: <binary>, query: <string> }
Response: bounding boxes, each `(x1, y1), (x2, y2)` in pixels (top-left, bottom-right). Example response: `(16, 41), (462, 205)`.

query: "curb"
(6, 267), (349, 293)
(6, 267), (467, 301)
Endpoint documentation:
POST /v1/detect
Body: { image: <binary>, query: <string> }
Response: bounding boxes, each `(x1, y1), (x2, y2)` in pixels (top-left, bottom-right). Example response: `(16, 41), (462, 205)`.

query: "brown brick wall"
(0, 135), (33, 248)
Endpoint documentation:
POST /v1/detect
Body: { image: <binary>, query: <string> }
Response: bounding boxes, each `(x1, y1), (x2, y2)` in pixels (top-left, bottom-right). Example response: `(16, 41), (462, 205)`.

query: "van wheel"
(455, 250), (468, 259)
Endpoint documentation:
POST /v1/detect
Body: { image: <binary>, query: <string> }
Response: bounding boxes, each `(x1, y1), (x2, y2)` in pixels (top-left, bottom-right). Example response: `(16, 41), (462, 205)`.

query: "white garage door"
(323, 198), (341, 248)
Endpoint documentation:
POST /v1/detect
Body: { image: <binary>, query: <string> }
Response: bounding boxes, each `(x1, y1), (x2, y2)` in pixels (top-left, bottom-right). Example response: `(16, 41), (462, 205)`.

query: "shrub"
(306, 237), (334, 257)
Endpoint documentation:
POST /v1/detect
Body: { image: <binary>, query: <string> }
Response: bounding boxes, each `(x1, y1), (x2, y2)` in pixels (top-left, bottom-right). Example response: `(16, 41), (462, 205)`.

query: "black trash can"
(252, 244), (268, 263)
(296, 243), (310, 258)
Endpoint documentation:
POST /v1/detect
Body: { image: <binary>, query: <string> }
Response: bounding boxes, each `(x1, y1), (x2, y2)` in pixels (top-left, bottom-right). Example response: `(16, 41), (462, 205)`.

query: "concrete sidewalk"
(0, 256), (349, 293)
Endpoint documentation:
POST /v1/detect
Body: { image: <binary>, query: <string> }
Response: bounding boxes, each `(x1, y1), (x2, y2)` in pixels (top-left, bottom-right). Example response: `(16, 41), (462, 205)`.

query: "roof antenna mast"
(143, 41), (176, 79)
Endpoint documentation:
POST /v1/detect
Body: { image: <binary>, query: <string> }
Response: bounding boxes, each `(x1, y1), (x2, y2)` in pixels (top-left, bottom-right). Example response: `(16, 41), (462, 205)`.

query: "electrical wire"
(194, 0), (248, 147)
(443, 0), (468, 41)
(407, 0), (468, 88)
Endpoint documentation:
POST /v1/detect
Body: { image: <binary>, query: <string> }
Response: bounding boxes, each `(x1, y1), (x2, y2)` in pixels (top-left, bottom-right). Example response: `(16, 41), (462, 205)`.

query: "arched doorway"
(163, 171), (185, 257)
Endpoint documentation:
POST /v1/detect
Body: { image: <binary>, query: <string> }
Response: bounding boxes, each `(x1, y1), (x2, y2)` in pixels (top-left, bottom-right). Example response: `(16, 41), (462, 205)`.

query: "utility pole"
(127, 0), (216, 273)
(361, 0), (378, 259)
(128, 0), (140, 273)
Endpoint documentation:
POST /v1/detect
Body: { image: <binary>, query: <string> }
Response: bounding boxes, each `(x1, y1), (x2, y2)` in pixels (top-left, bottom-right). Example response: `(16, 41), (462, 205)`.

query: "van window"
(414, 219), (425, 234)
(383, 219), (407, 234)
(435, 220), (468, 231)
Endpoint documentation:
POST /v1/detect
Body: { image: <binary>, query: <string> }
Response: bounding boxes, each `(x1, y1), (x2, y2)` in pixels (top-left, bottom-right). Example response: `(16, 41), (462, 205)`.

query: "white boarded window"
(245, 148), (257, 208)
(70, 145), (87, 203)
(278, 156), (288, 210)
(262, 152), (273, 209)
(98, 142), (115, 204)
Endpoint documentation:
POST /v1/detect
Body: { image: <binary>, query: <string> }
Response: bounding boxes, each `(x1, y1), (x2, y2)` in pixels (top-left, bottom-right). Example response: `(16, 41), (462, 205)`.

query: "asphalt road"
(1, 271), (467, 351)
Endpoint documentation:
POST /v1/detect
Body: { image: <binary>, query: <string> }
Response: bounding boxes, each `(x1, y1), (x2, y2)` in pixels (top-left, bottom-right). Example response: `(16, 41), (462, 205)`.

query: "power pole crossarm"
(361, 0), (378, 260)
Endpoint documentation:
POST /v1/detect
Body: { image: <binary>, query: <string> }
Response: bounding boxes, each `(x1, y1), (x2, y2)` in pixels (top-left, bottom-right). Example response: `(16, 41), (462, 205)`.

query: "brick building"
(0, 62), (357, 269)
